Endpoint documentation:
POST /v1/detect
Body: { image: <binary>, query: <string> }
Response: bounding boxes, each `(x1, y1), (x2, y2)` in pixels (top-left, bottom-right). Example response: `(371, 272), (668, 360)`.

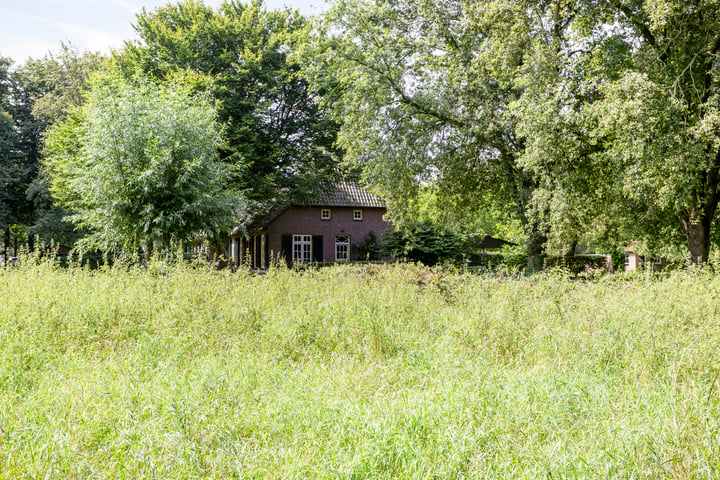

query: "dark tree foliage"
(383, 221), (465, 266)
(115, 0), (341, 205)
(17, 45), (105, 245)
(0, 55), (37, 254)
(0, 45), (105, 250)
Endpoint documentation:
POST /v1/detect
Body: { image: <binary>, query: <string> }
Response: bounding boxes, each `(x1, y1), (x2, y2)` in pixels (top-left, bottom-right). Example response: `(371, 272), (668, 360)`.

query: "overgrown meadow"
(2, 259), (720, 478)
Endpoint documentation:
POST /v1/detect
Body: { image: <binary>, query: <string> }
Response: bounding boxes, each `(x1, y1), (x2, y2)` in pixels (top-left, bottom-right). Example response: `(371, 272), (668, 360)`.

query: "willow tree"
(44, 75), (240, 254)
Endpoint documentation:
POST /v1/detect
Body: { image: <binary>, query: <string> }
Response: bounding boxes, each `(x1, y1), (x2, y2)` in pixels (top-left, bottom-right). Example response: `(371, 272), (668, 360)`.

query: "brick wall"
(267, 206), (391, 263)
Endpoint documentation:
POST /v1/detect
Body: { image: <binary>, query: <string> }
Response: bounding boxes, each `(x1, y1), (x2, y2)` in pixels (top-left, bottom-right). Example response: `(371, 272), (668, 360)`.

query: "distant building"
(229, 180), (392, 268)
(624, 244), (669, 272)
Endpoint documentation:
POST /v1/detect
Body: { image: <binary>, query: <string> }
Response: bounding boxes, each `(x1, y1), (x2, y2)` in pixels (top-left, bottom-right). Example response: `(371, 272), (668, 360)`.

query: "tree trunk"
(679, 200), (716, 264)
(526, 229), (546, 272)
(681, 213), (712, 264)
(564, 238), (578, 260)
(2, 225), (8, 263)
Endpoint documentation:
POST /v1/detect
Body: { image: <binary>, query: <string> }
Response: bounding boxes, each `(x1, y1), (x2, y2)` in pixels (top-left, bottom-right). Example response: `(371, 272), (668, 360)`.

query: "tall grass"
(2, 259), (720, 478)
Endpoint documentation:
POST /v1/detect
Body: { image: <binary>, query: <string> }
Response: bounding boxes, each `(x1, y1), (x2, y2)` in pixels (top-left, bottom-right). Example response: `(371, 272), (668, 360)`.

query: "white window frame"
(260, 234), (266, 269)
(321, 209), (331, 220)
(335, 235), (350, 262)
(293, 235), (312, 263)
(353, 209), (363, 221)
(230, 238), (240, 265)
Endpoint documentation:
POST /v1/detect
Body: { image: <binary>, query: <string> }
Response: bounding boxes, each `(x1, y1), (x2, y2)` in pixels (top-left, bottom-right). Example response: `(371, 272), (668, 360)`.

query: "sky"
(0, 0), (325, 65)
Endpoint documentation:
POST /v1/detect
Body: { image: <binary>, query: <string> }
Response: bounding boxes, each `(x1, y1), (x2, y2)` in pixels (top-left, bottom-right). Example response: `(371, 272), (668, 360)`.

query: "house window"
(292, 235), (312, 263)
(231, 238), (240, 265)
(335, 235), (350, 262)
(353, 209), (363, 221)
(321, 209), (331, 220)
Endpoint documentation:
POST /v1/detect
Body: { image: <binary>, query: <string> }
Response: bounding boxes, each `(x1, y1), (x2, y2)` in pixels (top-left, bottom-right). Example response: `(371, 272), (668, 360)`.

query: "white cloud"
(49, 20), (128, 52)
(0, 0), (326, 64)
(106, 0), (139, 15)
(0, 32), (58, 63)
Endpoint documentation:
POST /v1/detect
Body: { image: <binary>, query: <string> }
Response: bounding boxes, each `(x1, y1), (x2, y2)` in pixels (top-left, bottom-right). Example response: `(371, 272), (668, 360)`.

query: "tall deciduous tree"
(114, 0), (340, 204)
(505, 0), (631, 256)
(13, 43), (106, 246)
(0, 54), (34, 255)
(0, 55), (15, 254)
(303, 0), (549, 269)
(44, 75), (241, 254)
(511, 0), (720, 263)
(0, 103), (13, 257)
(592, 0), (720, 263)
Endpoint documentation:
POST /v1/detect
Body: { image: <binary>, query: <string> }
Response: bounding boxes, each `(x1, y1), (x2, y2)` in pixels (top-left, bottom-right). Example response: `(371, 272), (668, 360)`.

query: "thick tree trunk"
(497, 150), (547, 272)
(526, 229), (547, 272)
(680, 213), (713, 264)
(678, 153), (720, 265)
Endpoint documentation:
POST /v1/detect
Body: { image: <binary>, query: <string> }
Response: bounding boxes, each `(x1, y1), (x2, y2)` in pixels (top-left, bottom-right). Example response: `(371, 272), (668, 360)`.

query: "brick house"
(229, 181), (391, 268)
(624, 244), (669, 272)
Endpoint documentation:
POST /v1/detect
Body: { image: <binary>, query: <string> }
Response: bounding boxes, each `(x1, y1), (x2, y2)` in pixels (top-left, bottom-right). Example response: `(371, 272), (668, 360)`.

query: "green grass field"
(2, 260), (720, 478)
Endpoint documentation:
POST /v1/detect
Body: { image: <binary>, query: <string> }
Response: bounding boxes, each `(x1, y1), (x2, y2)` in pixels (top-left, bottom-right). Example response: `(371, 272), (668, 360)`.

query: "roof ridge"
(303, 180), (386, 208)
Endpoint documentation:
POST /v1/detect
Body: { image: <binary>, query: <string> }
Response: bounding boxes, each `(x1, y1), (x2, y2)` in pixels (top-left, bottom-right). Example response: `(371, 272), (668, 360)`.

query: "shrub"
(382, 221), (466, 265)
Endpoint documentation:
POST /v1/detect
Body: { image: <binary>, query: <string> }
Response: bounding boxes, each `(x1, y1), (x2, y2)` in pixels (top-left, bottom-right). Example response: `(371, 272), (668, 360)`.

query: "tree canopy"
(115, 0), (341, 204)
(44, 75), (240, 254)
(16, 44), (106, 245)
(5, 0), (720, 267)
(301, 0), (720, 265)
(302, 0), (552, 268)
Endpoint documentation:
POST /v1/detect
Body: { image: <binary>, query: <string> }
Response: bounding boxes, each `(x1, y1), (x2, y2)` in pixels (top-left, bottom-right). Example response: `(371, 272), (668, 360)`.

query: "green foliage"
(115, 0), (341, 203)
(0, 55), (36, 235)
(416, 184), (525, 247)
(301, 0), (720, 264)
(383, 221), (465, 266)
(509, 0), (720, 262)
(0, 44), (106, 251)
(354, 230), (381, 260)
(3, 263), (720, 476)
(302, 0), (545, 268)
(44, 74), (241, 254)
(17, 43), (105, 127)
(0, 108), (13, 227)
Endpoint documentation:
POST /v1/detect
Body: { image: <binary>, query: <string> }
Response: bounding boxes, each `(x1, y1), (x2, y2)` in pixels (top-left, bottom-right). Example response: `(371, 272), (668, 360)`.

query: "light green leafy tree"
(44, 74), (241, 255)
(503, 0), (636, 257)
(302, 0), (552, 269)
(511, 0), (720, 263)
(13, 43), (107, 246)
(594, 0), (720, 263)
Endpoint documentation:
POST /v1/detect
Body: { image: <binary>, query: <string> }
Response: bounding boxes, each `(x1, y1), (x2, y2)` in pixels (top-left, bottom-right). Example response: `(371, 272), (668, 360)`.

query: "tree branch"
(341, 50), (467, 129)
(607, 0), (667, 63)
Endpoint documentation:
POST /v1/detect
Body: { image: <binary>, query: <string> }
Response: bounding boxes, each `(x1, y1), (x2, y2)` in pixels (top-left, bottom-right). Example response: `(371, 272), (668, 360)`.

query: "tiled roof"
(236, 181), (386, 234)
(301, 180), (386, 208)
